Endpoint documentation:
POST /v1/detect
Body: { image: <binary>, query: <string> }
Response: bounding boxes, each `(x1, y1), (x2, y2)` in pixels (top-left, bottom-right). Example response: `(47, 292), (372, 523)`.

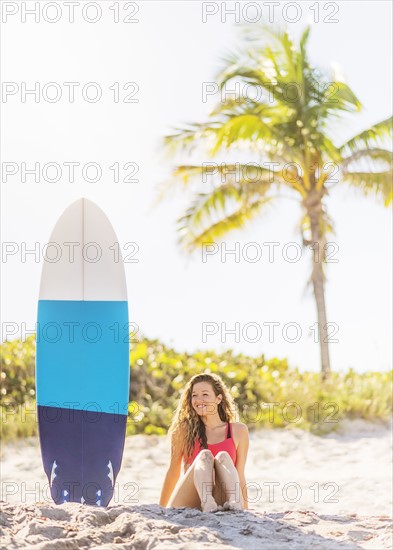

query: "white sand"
(1, 418), (392, 549)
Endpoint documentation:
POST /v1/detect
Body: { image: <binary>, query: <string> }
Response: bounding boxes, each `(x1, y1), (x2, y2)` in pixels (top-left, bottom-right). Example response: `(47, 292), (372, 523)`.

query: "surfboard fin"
(107, 460), (114, 487)
(50, 460), (58, 487)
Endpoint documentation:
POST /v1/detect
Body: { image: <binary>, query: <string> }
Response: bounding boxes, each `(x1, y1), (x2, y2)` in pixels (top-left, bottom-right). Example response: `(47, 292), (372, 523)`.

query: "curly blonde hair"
(168, 373), (237, 462)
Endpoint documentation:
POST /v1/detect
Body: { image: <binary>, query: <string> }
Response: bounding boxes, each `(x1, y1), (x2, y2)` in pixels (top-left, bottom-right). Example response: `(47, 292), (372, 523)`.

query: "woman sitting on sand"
(159, 373), (249, 512)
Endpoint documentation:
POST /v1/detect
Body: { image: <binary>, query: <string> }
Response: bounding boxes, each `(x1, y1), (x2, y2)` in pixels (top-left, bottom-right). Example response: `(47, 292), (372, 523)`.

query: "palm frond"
(341, 148), (393, 170)
(339, 147), (393, 205)
(341, 170), (393, 206)
(324, 82), (361, 113)
(178, 197), (274, 251)
(164, 122), (220, 154)
(339, 116), (393, 155)
(211, 114), (272, 154)
(168, 162), (307, 198)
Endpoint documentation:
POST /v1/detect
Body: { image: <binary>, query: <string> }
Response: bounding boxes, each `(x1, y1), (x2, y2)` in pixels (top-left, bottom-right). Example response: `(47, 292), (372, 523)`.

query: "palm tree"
(162, 26), (393, 379)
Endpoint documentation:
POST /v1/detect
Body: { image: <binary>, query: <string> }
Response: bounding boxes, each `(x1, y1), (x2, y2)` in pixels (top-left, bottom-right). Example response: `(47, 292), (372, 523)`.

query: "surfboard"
(36, 198), (130, 507)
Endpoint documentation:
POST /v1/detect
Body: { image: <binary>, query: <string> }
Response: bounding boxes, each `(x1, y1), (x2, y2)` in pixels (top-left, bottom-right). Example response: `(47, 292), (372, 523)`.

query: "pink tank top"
(184, 422), (237, 466)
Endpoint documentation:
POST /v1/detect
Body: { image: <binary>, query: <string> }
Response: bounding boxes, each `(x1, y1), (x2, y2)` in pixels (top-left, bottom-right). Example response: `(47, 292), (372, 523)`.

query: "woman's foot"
(201, 495), (219, 513)
(223, 500), (243, 511)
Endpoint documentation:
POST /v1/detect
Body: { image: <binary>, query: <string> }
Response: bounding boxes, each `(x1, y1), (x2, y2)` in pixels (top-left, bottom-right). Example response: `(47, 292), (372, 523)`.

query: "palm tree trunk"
(304, 194), (331, 379)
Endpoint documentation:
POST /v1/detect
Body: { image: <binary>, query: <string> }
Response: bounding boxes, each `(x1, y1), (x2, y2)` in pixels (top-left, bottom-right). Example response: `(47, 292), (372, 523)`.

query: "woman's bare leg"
(167, 450), (218, 512)
(213, 451), (244, 510)
(193, 450), (219, 512)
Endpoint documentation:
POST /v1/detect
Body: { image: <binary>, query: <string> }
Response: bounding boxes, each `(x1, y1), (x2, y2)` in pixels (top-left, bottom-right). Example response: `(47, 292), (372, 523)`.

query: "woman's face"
(191, 381), (221, 416)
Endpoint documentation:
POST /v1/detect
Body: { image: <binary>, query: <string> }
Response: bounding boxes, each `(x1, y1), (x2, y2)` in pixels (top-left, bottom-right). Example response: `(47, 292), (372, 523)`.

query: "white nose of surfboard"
(39, 198), (127, 301)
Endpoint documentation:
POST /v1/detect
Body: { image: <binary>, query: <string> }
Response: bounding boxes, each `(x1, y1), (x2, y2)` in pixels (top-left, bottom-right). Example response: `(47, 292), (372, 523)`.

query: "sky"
(1, 1), (392, 373)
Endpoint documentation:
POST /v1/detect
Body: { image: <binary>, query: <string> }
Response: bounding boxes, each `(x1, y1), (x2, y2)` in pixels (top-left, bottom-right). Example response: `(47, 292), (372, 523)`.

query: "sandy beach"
(1, 418), (392, 549)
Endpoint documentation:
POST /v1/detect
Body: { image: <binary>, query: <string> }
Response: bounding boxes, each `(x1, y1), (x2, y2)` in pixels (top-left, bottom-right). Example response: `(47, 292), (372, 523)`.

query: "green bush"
(1, 336), (391, 443)
(1, 336), (36, 405)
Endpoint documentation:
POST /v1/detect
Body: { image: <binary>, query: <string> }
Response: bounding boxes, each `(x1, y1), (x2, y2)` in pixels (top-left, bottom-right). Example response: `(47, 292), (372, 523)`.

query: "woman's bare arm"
(235, 424), (250, 510)
(159, 465), (181, 507)
(159, 426), (185, 507)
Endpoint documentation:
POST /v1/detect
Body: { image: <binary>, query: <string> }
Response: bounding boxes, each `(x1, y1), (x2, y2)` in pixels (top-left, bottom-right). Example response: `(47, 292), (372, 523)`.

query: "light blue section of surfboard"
(36, 299), (129, 416)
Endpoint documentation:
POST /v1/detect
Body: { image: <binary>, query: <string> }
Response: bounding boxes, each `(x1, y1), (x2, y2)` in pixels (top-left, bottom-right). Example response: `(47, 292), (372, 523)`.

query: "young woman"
(159, 373), (249, 512)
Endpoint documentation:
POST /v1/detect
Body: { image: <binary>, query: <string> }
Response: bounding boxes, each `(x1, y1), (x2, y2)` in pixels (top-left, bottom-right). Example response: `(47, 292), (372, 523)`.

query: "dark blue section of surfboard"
(38, 405), (127, 506)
